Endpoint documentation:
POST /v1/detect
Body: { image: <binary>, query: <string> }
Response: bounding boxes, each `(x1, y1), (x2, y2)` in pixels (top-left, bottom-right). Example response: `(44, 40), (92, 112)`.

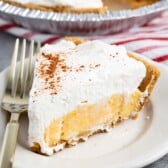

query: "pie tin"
(0, 0), (168, 35)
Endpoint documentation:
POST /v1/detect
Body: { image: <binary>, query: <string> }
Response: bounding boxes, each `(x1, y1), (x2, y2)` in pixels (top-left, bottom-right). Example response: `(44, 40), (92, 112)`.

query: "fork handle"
(0, 121), (19, 168)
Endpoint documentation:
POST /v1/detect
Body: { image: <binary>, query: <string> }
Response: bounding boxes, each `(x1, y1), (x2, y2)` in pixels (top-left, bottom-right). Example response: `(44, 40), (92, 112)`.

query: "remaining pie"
(1, 0), (160, 13)
(28, 37), (160, 155)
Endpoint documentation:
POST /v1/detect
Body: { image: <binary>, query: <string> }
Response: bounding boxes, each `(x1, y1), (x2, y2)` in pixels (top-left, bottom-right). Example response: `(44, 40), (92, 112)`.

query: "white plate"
(0, 53), (168, 168)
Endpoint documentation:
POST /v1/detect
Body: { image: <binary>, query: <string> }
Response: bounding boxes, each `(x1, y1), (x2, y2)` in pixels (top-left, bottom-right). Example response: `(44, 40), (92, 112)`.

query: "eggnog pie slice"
(28, 38), (160, 155)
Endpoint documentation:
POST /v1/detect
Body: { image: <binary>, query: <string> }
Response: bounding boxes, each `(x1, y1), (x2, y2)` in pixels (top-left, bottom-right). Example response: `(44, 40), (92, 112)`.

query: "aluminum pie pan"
(0, 0), (168, 35)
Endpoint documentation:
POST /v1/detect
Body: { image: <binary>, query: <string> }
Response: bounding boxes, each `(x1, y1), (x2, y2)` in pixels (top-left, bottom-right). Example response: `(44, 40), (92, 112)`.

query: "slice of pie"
(1, 0), (159, 13)
(28, 38), (160, 155)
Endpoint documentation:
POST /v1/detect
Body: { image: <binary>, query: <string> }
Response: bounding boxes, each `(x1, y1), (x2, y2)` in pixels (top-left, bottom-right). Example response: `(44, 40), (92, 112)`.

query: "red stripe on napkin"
(42, 36), (62, 45)
(153, 55), (168, 62)
(0, 24), (16, 30)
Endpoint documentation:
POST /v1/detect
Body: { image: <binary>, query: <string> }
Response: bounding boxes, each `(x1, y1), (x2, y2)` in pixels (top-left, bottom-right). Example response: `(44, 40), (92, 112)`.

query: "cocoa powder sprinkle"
(43, 54), (59, 77)
(39, 53), (63, 95)
(95, 64), (100, 67)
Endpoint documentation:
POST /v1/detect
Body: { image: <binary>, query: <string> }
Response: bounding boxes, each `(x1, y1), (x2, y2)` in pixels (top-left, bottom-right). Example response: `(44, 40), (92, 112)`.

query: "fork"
(0, 39), (40, 168)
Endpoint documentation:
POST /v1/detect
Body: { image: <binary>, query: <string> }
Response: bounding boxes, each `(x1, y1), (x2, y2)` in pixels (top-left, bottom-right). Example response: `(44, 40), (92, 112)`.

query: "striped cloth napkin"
(0, 10), (168, 65)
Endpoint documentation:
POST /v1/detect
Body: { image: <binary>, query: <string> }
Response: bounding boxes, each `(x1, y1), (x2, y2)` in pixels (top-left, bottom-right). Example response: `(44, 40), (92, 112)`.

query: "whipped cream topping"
(28, 40), (146, 155)
(10, 0), (103, 9)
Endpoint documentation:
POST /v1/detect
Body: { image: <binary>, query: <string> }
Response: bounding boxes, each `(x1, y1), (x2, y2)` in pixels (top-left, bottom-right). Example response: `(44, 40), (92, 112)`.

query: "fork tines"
(8, 39), (41, 99)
